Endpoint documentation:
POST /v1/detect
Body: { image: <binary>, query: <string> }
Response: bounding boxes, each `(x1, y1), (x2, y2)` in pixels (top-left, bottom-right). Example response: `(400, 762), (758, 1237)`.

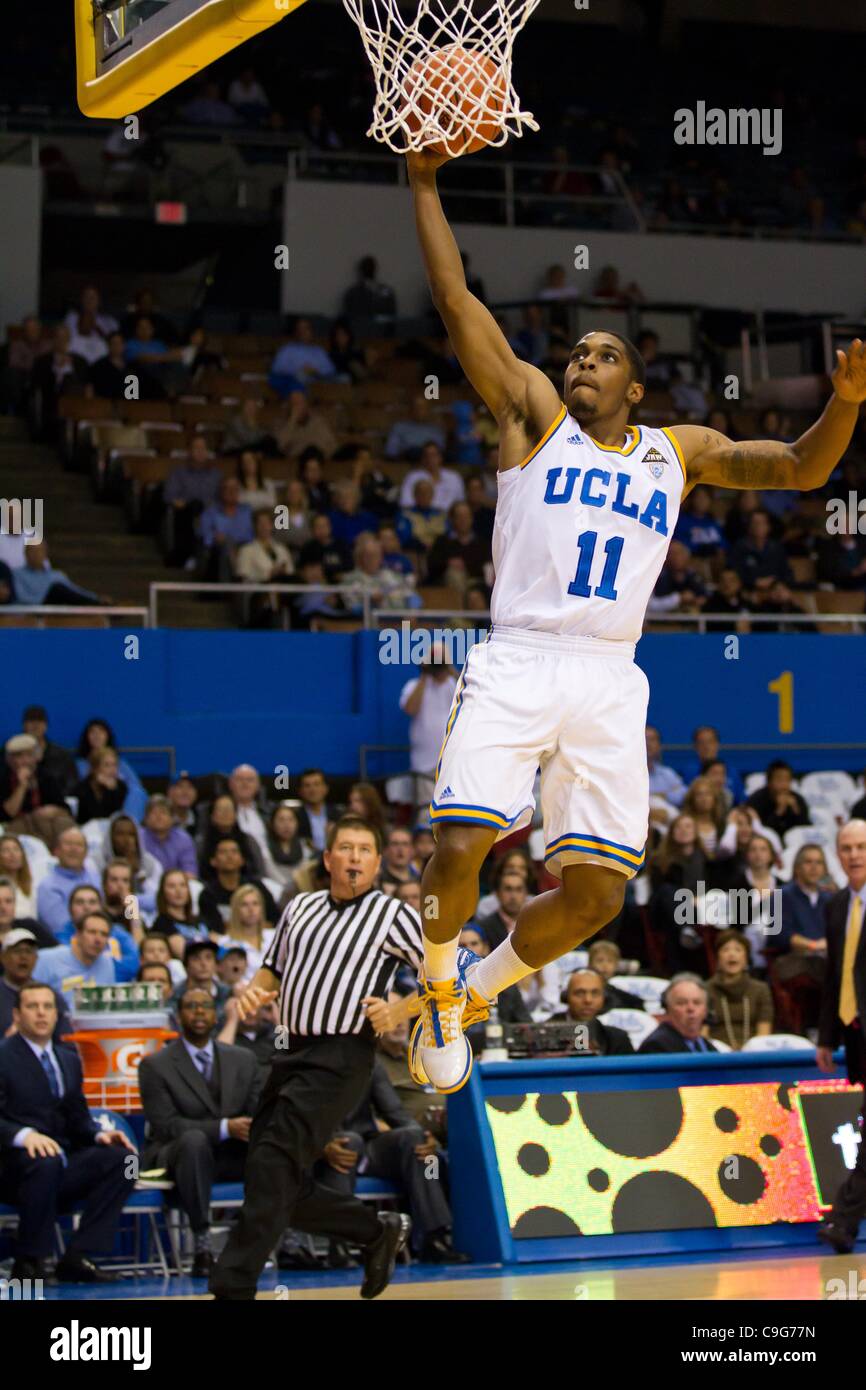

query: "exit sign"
(155, 202), (188, 225)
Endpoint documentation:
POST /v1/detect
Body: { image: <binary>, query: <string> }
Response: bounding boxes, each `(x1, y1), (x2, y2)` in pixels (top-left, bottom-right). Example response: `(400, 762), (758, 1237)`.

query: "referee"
(210, 815), (423, 1300)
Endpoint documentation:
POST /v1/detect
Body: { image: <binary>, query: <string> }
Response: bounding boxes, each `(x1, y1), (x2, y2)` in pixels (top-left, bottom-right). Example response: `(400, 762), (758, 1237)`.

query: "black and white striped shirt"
(262, 887), (423, 1038)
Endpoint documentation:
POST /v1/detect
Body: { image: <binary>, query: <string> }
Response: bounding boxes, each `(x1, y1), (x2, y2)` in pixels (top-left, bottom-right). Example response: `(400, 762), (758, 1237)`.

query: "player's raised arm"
(407, 150), (560, 443)
(671, 339), (866, 495)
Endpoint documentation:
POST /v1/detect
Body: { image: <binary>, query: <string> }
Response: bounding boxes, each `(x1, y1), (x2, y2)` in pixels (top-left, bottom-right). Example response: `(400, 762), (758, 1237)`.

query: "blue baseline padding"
(447, 1049), (851, 1265)
(0, 631), (863, 777)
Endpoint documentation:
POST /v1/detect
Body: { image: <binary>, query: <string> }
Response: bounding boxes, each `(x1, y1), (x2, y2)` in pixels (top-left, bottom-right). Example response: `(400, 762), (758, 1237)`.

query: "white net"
(342, 0), (541, 155)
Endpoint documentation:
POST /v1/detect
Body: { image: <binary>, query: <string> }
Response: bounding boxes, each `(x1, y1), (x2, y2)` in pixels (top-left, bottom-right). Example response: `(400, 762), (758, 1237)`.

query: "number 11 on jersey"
(567, 531), (624, 601)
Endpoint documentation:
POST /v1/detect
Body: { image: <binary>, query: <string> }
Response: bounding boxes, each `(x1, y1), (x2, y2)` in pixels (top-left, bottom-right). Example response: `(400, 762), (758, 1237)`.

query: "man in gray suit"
(138, 987), (263, 1277)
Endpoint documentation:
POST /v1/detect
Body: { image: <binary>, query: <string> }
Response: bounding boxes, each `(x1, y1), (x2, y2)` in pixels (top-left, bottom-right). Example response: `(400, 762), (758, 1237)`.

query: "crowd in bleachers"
(2, 272), (866, 627)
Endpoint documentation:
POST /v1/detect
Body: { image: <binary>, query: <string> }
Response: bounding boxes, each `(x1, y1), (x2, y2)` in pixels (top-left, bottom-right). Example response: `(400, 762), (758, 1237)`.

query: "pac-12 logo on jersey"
(642, 447), (667, 479)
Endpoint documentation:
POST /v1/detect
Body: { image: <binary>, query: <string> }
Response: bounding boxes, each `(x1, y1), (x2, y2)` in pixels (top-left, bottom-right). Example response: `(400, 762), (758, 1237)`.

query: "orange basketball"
(402, 44), (507, 157)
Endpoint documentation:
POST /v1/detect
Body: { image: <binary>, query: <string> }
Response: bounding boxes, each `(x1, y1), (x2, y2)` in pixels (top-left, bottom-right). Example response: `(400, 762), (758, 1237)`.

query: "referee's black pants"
(210, 1034), (382, 1299)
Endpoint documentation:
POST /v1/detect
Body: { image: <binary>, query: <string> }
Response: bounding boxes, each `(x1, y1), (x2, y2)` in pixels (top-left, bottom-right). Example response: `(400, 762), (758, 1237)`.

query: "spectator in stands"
(0, 979), (135, 1283)
(180, 79), (240, 127)
(633, 330), (669, 388)
(235, 452), (278, 513)
(72, 747), (128, 825)
(712, 806), (771, 889)
(0, 929), (69, 1041)
(464, 471), (495, 539)
(649, 815), (710, 973)
(398, 441), (465, 512)
(342, 255), (397, 333)
(97, 812), (161, 907)
(681, 776), (727, 857)
(673, 485), (727, 557)
(377, 521), (414, 581)
(167, 774), (200, 834)
(815, 531), (866, 590)
(2, 315), (51, 413)
(0, 836), (37, 919)
(164, 434), (223, 567)
(0, 733), (75, 849)
(227, 67), (271, 121)
(53, 880), (139, 983)
(34, 909), (116, 1009)
(150, 869), (212, 956)
(73, 716), (147, 817)
(138, 987), (261, 1277)
(139, 933), (185, 989)
(291, 557), (346, 630)
(776, 843), (832, 988)
(21, 705), (77, 795)
(302, 101), (342, 150)
(747, 760), (811, 839)
(35, 828), (99, 935)
(223, 397), (278, 457)
(12, 541), (103, 609)
(89, 332), (144, 400)
(410, 825), (436, 879)
(140, 958), (175, 1000)
(198, 476), (254, 580)
(649, 540), (708, 615)
(553, 969), (634, 1055)
(169, 941), (231, 1019)
(269, 317), (336, 397)
(30, 326), (88, 440)
(0, 877), (56, 951)
(705, 930), (774, 1049)
(474, 866), (532, 956)
(217, 993), (278, 1065)
(294, 769), (336, 852)
(639, 975), (719, 1053)
(509, 304), (549, 367)
(227, 765), (272, 863)
(344, 533), (418, 615)
(64, 285), (118, 339)
(680, 726), (744, 803)
(298, 449), (331, 513)
(278, 479), (314, 554)
(426, 499), (489, 586)
(398, 645), (458, 808)
(326, 484), (379, 560)
(198, 838), (276, 934)
(66, 309), (108, 368)
(297, 513), (350, 581)
(216, 948), (249, 993)
(586, 941), (645, 1010)
(379, 828), (417, 895)
(235, 508), (293, 587)
(731, 508), (792, 598)
(101, 856), (145, 933)
(120, 288), (176, 346)
(646, 725), (687, 807)
(704, 568), (751, 632)
(261, 804), (310, 892)
(724, 488), (762, 547)
(592, 264), (643, 303)
(276, 391), (338, 459)
(346, 783), (388, 844)
(197, 795), (265, 879)
(328, 319), (369, 384)
(213, 884), (274, 981)
(449, 399), (484, 469)
(138, 795), (198, 877)
(385, 396), (447, 462)
(398, 477), (447, 553)
(123, 315), (187, 394)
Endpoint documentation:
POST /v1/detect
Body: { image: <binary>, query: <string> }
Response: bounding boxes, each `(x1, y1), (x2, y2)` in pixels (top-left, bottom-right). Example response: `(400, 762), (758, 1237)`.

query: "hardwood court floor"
(44, 1247), (866, 1301)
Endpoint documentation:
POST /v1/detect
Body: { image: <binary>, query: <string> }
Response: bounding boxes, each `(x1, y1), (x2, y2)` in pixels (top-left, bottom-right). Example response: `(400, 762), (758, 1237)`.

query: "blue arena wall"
(0, 631), (863, 778)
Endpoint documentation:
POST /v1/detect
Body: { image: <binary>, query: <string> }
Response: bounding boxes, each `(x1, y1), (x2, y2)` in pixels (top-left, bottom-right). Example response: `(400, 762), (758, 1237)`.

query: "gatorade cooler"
(66, 1010), (177, 1113)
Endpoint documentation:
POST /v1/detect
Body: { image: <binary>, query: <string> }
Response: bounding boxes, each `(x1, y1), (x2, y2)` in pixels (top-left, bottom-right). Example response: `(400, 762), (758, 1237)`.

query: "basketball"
(402, 43), (508, 156)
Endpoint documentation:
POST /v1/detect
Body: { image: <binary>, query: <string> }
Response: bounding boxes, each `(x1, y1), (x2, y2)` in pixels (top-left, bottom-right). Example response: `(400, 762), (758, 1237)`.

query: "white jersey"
(491, 406), (687, 643)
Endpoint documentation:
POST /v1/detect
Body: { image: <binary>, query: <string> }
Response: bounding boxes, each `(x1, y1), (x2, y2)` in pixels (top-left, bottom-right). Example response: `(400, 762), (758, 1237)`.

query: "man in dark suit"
(293, 768), (339, 853)
(816, 819), (866, 1253)
(0, 981), (135, 1282)
(639, 974), (720, 1054)
(552, 969), (634, 1056)
(317, 1058), (468, 1263)
(138, 986), (262, 1277)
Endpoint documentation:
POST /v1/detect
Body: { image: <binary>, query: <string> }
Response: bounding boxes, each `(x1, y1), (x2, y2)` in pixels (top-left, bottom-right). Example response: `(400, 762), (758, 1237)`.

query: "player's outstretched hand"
(406, 147), (452, 179)
(237, 984), (277, 1022)
(832, 338), (866, 402)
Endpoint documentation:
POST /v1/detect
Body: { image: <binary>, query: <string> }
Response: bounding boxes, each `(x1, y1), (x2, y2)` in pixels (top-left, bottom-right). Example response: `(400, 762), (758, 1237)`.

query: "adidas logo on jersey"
(642, 446), (667, 479)
(566, 432), (582, 445)
(440, 786), (455, 799)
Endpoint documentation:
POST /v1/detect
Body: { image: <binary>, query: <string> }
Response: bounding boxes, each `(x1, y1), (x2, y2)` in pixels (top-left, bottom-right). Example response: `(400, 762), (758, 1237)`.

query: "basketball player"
(405, 146), (866, 1094)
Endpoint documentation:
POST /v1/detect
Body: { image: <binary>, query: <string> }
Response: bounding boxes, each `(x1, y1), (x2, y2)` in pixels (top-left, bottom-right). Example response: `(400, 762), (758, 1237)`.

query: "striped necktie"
(40, 1049), (61, 1098)
(195, 1049), (212, 1083)
(839, 895), (863, 1027)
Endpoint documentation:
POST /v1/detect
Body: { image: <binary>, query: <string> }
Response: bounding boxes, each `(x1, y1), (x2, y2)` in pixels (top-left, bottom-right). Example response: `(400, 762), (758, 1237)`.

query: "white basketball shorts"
(430, 626), (649, 879)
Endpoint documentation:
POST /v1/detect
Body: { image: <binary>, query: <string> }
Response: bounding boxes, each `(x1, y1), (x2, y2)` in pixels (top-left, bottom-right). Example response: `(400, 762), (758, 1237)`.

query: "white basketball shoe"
(408, 948), (492, 1093)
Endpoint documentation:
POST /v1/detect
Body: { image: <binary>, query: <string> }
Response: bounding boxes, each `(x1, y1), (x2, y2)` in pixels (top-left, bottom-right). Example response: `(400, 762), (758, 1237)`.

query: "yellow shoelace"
(420, 980), (464, 1047)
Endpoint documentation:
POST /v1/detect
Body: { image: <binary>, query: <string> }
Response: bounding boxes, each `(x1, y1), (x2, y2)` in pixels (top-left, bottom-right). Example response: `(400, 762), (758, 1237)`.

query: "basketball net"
(342, 0), (541, 154)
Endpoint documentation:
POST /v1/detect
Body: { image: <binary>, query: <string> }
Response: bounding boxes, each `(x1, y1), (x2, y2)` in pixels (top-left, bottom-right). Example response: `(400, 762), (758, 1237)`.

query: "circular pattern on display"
(776, 1083), (794, 1112)
(512, 1206), (582, 1239)
(717, 1154), (766, 1205)
(535, 1093), (571, 1126)
(488, 1094), (526, 1113)
(612, 1172), (717, 1231)
(577, 1089), (683, 1157)
(714, 1106), (739, 1133)
(587, 1168), (610, 1192)
(517, 1142), (551, 1177)
(760, 1134), (781, 1157)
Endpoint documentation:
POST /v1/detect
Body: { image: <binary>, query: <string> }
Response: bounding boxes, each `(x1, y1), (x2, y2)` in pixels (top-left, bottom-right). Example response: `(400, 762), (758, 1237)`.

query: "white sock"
(424, 933), (461, 983)
(472, 936), (534, 1001)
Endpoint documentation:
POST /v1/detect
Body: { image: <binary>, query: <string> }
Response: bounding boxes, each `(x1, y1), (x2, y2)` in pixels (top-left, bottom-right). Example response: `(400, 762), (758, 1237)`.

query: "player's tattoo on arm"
(714, 442), (794, 489)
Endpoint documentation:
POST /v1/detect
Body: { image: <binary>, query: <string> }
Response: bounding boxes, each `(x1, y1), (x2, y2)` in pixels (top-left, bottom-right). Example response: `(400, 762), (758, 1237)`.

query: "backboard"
(74, 0), (308, 119)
